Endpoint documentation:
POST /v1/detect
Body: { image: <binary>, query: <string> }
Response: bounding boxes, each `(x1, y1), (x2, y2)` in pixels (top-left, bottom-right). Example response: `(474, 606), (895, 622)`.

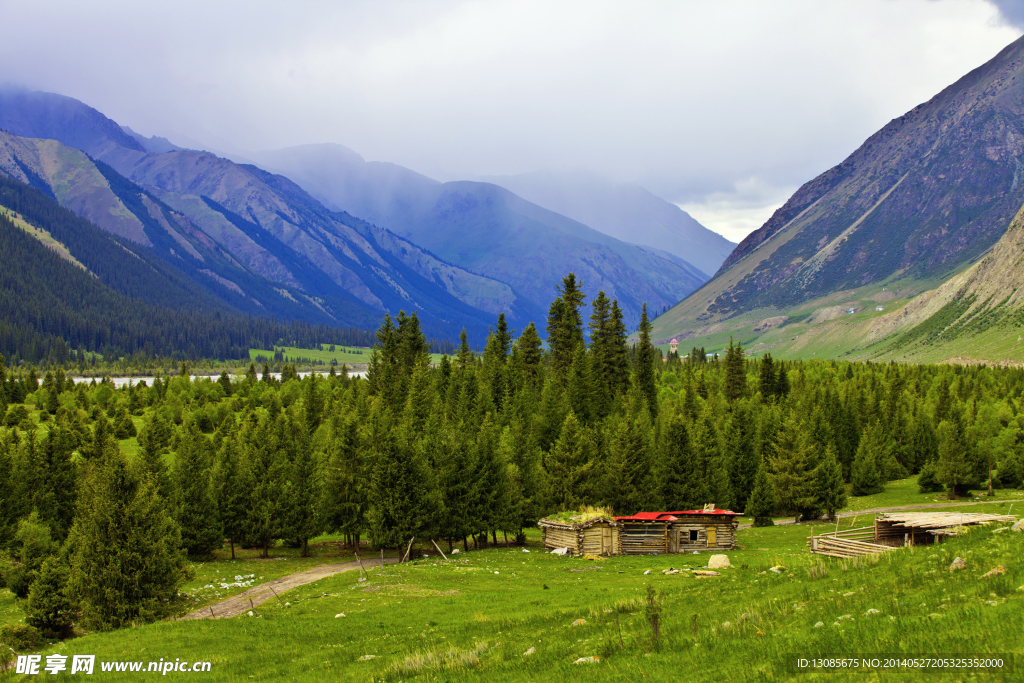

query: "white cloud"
(679, 178), (798, 244)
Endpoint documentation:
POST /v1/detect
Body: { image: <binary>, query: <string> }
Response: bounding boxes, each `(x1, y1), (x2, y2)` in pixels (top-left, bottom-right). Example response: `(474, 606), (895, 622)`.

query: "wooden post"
(402, 536), (415, 563)
(431, 538), (449, 561)
(354, 550), (367, 580)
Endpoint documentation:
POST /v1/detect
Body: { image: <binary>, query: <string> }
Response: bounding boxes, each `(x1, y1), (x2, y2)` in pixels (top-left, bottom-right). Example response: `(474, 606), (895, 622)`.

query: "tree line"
(1, 273), (1022, 638)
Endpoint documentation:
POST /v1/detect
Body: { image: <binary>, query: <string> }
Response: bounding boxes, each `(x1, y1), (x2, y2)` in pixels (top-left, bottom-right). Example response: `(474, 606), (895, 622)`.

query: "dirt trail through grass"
(738, 499), (1018, 529)
(179, 557), (399, 620)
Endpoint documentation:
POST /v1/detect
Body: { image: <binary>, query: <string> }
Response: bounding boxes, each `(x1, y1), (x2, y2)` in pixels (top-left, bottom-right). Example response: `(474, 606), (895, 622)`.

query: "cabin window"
(689, 529), (699, 542)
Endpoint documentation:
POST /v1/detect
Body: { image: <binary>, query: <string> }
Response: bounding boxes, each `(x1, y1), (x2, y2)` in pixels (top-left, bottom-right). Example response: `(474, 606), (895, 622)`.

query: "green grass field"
(3, 518), (1022, 682)
(248, 345), (447, 368)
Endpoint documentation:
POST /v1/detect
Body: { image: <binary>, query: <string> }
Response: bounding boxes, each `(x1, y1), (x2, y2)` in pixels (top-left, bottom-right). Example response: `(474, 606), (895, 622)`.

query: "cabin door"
(706, 527), (717, 547)
(602, 527), (612, 555)
(667, 530), (677, 554)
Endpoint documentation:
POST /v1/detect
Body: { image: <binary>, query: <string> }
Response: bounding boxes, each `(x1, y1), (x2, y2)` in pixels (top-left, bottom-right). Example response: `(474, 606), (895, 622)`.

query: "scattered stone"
(452, 549), (460, 554)
(981, 565), (1007, 579)
(335, 613), (346, 618)
(721, 621), (731, 628)
(571, 618), (587, 626)
(358, 655), (376, 661)
(551, 548), (569, 556)
(494, 571), (500, 574)
(708, 555), (731, 569)
(247, 611), (254, 617)
(949, 557), (966, 571)
(864, 609), (881, 616)
(843, 592), (855, 597)
(838, 614), (853, 621)
(573, 656), (600, 665)
(523, 647), (536, 656)
(814, 622), (824, 628)
(1012, 519), (1024, 532)
(663, 569), (680, 575)
(692, 570), (721, 577)
(692, 551), (699, 555)
(522, 548), (530, 553)
(643, 570), (652, 575)
(284, 602), (290, 607)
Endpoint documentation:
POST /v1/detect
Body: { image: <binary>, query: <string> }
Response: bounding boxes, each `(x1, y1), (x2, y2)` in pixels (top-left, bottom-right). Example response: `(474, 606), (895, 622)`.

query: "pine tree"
(66, 449), (185, 630)
(319, 412), (367, 548)
(547, 411), (594, 509)
(26, 557), (74, 639)
(725, 403), (759, 513)
(214, 436), (249, 559)
(566, 344), (594, 424)
(657, 412), (693, 510)
(758, 353), (776, 398)
(286, 419), (320, 556)
(746, 460), (776, 526)
(303, 372), (324, 433)
(172, 420), (222, 558)
(546, 273), (586, 378)
(769, 411), (816, 522)
(723, 337), (747, 403)
(851, 422), (885, 496)
(516, 323), (543, 380)
(366, 410), (433, 554)
(813, 445), (847, 520)
(242, 413), (288, 557)
(937, 411), (978, 499)
(602, 388), (654, 514)
(634, 303), (658, 418)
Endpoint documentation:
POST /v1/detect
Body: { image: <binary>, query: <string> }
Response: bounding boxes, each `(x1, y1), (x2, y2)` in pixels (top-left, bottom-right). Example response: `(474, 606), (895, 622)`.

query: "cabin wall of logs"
(538, 517), (619, 556)
(540, 510), (740, 556)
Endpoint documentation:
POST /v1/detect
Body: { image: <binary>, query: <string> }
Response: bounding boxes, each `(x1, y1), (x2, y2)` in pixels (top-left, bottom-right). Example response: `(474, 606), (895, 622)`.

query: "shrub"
(0, 623), (42, 651)
(917, 461), (945, 493)
(26, 558), (75, 639)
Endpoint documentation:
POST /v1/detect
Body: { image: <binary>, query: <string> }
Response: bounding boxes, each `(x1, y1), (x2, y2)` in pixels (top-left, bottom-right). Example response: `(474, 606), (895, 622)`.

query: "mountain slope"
(0, 175), (368, 363)
(250, 144), (707, 324)
(656, 34), (1024, 345)
(0, 92), (525, 339)
(482, 170), (734, 277)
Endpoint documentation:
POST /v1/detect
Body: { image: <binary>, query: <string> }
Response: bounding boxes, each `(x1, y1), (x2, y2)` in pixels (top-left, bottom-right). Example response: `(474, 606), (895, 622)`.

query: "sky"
(1, 0), (1022, 243)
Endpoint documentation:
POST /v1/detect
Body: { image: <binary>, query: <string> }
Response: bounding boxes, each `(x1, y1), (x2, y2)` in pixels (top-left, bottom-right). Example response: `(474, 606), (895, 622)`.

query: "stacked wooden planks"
(809, 534), (896, 559)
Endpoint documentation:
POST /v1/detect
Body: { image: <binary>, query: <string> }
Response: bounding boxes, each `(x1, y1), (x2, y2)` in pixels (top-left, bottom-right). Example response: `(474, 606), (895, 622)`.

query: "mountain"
(0, 173), (371, 363)
(250, 144), (708, 325)
(653, 34), (1024, 352)
(121, 126), (186, 154)
(0, 91), (526, 339)
(481, 170), (734, 277)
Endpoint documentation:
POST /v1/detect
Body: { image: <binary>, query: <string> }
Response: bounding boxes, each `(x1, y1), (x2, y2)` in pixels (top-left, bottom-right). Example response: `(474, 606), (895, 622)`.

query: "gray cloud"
(0, 0), (1019, 240)
(990, 0), (1024, 28)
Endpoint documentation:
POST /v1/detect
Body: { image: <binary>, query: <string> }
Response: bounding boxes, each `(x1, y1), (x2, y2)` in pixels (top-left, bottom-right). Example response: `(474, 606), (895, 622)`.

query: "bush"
(917, 461), (945, 493)
(4, 405), (28, 427)
(6, 565), (34, 600)
(26, 558), (75, 639)
(0, 623), (42, 651)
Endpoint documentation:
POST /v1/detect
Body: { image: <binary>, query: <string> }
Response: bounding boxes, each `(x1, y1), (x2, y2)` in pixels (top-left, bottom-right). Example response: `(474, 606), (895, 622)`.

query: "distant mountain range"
(0, 89), (722, 340)
(653, 34), (1024, 365)
(481, 170), (734, 277)
(248, 144), (709, 327)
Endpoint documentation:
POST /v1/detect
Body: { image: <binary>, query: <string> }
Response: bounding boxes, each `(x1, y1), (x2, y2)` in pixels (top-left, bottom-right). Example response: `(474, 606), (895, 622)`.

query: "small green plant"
(0, 623), (42, 652)
(643, 584), (663, 651)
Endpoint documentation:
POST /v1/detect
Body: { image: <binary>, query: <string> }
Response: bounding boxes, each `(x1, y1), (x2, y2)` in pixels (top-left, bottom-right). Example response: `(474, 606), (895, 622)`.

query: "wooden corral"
(809, 512), (1017, 558)
(538, 515), (619, 556)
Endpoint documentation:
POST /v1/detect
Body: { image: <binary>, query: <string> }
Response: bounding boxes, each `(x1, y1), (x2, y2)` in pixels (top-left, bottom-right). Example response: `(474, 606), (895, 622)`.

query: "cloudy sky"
(1, 0), (1022, 242)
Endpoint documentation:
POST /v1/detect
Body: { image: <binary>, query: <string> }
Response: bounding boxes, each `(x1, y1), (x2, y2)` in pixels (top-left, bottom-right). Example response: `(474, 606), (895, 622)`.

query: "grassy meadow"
(2, 517), (1022, 682)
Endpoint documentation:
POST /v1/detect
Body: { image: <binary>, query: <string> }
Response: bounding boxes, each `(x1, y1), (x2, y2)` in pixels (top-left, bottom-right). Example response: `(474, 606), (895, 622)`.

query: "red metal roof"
(665, 509), (742, 516)
(614, 512), (678, 522)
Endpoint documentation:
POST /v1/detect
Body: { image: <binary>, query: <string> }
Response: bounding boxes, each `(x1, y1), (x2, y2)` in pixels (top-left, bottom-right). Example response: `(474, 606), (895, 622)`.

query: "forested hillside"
(0, 177), (374, 363)
(2, 273), (1022, 637)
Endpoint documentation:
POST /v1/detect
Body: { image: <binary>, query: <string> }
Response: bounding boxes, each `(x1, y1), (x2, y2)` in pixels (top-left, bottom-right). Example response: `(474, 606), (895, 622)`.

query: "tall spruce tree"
(172, 420), (222, 558)
(851, 422), (885, 496)
(66, 448), (185, 630)
(769, 411), (815, 523)
(547, 411), (593, 510)
(813, 444), (847, 520)
(634, 304), (658, 418)
(746, 460), (776, 526)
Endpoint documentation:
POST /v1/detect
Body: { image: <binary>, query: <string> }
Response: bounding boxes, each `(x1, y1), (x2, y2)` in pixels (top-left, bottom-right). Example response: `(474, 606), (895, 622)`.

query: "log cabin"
(538, 514), (619, 556)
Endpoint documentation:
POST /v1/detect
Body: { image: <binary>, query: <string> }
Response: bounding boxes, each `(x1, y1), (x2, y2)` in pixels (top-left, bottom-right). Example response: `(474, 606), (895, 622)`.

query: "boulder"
(708, 554), (731, 569)
(551, 547), (569, 556)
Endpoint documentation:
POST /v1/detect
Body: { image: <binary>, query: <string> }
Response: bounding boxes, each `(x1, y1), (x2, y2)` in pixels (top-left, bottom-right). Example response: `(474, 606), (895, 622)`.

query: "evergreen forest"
(1, 274), (1023, 637)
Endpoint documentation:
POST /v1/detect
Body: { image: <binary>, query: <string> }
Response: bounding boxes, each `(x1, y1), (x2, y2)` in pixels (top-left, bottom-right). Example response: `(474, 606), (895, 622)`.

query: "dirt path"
(737, 499), (1021, 530)
(179, 557), (399, 620)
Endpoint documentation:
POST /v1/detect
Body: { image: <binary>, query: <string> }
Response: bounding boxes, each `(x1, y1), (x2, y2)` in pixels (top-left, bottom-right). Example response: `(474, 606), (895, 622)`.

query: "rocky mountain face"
(0, 94), (526, 338)
(250, 144), (709, 327)
(663, 34), (1024, 338)
(482, 170), (734, 277)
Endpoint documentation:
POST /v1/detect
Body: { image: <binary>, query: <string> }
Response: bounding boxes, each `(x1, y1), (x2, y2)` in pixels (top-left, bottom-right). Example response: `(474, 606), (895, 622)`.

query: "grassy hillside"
(2, 518), (1021, 682)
